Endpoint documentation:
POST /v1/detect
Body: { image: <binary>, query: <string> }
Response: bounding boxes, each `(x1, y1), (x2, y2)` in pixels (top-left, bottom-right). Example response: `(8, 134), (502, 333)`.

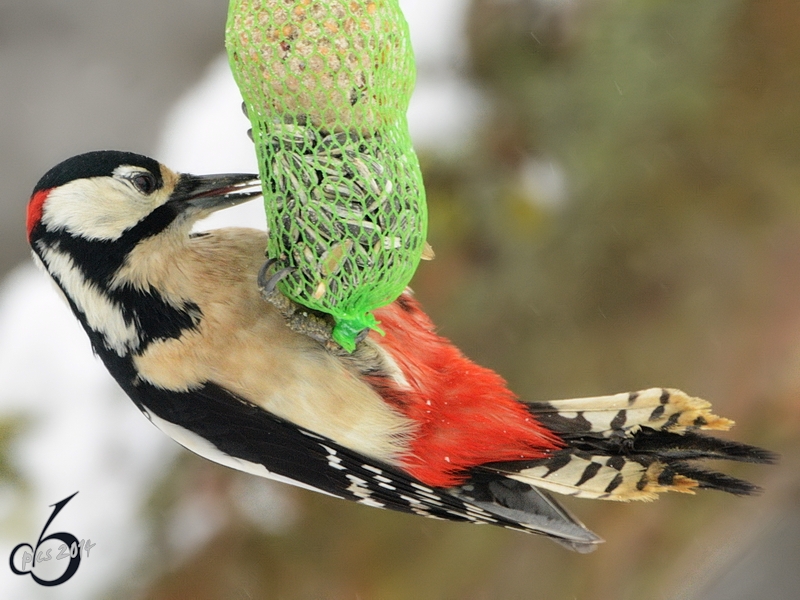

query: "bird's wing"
(134, 379), (602, 551)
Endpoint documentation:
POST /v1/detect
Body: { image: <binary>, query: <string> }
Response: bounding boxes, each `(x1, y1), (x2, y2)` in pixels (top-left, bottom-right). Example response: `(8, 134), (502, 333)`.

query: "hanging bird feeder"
(226, 0), (427, 351)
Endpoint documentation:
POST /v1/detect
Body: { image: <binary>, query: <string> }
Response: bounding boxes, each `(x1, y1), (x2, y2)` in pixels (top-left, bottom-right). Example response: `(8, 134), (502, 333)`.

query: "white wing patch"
(37, 244), (140, 356)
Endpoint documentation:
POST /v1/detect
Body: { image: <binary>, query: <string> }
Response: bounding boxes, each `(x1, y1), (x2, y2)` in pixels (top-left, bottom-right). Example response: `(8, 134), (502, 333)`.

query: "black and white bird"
(26, 150), (775, 552)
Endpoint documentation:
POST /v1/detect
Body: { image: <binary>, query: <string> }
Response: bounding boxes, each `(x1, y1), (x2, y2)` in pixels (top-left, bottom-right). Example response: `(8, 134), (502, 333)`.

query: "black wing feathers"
(135, 380), (601, 550)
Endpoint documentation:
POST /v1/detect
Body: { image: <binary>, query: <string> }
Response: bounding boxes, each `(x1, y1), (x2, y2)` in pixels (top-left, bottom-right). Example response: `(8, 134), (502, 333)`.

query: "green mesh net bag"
(226, 0), (427, 351)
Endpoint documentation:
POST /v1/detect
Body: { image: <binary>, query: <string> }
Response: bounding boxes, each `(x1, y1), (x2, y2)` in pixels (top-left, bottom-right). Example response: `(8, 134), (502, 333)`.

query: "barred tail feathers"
(485, 388), (777, 502)
(527, 388), (734, 438)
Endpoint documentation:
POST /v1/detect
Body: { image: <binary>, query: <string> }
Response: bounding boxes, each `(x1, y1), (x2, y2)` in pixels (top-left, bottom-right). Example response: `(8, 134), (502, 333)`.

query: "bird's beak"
(170, 172), (262, 213)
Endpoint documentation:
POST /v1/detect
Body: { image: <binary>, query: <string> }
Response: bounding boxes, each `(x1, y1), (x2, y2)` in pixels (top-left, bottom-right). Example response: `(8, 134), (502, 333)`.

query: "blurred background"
(1, 0), (799, 598)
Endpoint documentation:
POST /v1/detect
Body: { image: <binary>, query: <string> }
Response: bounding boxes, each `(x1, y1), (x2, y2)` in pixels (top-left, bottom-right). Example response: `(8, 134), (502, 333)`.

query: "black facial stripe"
(36, 233), (127, 288)
(121, 202), (183, 248)
(35, 202), (180, 286)
(36, 231), (199, 354)
(110, 286), (200, 349)
(33, 151), (163, 195)
(46, 263), (199, 355)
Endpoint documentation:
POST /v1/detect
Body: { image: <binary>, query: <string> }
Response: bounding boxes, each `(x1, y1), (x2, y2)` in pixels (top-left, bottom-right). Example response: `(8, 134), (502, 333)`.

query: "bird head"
(26, 151), (262, 359)
(27, 150), (261, 247)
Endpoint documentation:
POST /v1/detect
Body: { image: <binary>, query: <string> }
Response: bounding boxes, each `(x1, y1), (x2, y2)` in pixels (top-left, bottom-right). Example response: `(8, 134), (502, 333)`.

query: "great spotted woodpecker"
(26, 151), (774, 552)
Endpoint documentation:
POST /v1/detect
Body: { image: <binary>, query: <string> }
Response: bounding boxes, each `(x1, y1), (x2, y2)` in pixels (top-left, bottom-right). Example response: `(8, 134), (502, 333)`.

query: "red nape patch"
(27, 189), (50, 242)
(370, 293), (565, 488)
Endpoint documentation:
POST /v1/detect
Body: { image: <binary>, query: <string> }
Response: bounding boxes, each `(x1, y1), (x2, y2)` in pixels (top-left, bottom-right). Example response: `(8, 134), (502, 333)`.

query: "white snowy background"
(0, 2), (486, 597)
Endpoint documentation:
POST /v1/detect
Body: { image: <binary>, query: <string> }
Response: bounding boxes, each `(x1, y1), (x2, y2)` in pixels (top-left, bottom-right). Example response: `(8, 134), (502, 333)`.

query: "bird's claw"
(258, 259), (294, 295)
(258, 259), (342, 351)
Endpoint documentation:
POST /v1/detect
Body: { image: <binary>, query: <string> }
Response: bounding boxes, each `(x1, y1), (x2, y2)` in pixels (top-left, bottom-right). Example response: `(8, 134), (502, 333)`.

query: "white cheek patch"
(37, 244), (140, 356)
(41, 178), (158, 241)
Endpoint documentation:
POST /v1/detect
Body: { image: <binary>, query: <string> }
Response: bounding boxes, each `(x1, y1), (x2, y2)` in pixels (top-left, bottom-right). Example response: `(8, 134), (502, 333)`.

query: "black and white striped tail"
(487, 388), (777, 501)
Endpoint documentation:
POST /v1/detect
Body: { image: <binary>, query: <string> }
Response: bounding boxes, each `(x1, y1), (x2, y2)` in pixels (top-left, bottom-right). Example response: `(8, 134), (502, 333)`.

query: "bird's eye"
(130, 173), (157, 195)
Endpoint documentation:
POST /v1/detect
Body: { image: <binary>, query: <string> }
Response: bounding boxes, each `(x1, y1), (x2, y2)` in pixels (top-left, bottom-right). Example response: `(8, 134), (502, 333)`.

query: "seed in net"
(300, 205), (319, 226)
(339, 259), (364, 287)
(280, 216), (301, 244)
(354, 241), (377, 267)
(283, 226), (302, 248)
(273, 155), (310, 197)
(290, 248), (307, 272)
(277, 125), (310, 148)
(372, 180), (393, 210)
(364, 191), (385, 213)
(312, 281), (326, 300)
(341, 256), (354, 276)
(315, 204), (347, 236)
(302, 245), (316, 265)
(305, 154), (342, 178)
(349, 177), (369, 198)
(310, 186), (327, 205)
(382, 237), (402, 251)
(323, 182), (355, 200)
(320, 240), (354, 277)
(294, 180), (312, 206)
(391, 191), (410, 213)
(292, 261), (315, 286)
(319, 131), (357, 149)
(269, 118), (319, 151)
(345, 218), (380, 240)
(389, 211), (407, 234)
(295, 161), (317, 188)
(280, 152), (318, 189)
(314, 217), (335, 241)
(301, 222), (323, 249)
(366, 156), (386, 177)
(351, 156), (372, 180)
(327, 277), (340, 299)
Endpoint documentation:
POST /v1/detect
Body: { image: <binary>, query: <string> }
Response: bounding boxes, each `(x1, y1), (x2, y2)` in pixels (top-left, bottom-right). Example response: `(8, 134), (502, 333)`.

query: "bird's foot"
(258, 259), (342, 351)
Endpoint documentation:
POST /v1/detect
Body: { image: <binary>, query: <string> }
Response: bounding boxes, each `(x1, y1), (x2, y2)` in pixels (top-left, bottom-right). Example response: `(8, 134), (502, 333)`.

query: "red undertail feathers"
(370, 293), (564, 488)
